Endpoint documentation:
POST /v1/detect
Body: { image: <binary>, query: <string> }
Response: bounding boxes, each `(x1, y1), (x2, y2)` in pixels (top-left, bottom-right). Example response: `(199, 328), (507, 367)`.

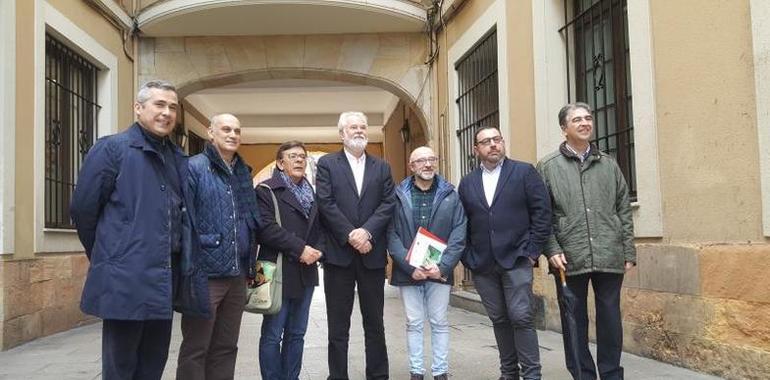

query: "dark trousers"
(259, 285), (315, 380)
(473, 258), (541, 380)
(102, 319), (173, 380)
(177, 275), (246, 380)
(555, 272), (624, 380)
(324, 256), (389, 380)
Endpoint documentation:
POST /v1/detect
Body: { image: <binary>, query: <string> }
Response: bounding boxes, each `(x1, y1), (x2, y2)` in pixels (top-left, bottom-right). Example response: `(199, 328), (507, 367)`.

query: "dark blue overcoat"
(70, 123), (210, 320)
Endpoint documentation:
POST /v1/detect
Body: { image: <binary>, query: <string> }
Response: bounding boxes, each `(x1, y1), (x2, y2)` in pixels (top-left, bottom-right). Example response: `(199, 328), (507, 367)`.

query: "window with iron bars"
(188, 131), (206, 156)
(455, 27), (499, 179)
(45, 34), (100, 229)
(561, 0), (636, 199)
(454, 27), (499, 288)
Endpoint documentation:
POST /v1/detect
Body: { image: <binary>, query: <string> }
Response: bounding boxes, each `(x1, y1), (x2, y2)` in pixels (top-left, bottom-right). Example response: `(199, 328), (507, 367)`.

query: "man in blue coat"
(387, 146), (466, 380)
(177, 113), (261, 379)
(458, 126), (552, 380)
(71, 80), (209, 380)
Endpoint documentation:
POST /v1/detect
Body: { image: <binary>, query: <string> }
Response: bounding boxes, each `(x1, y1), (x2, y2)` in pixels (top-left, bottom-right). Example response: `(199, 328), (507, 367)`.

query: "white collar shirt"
(481, 159), (504, 206)
(565, 143), (591, 163)
(344, 149), (366, 196)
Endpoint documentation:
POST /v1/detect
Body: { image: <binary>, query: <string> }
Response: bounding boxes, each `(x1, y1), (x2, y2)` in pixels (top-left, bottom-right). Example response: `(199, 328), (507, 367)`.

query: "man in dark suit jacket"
(316, 111), (396, 380)
(458, 126), (552, 380)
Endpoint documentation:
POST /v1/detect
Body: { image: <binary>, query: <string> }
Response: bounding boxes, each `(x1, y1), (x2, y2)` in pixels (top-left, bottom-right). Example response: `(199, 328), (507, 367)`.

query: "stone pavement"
(0, 270), (722, 380)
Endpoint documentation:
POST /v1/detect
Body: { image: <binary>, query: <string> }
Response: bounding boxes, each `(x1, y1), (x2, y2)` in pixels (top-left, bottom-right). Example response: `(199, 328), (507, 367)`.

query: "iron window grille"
(455, 27), (500, 179)
(45, 34), (100, 229)
(188, 131), (206, 156)
(454, 27), (499, 288)
(560, 0), (636, 199)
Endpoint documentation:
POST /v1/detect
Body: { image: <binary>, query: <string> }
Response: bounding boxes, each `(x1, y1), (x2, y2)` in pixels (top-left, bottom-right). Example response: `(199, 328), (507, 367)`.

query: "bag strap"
(257, 183), (283, 269)
(258, 183), (281, 227)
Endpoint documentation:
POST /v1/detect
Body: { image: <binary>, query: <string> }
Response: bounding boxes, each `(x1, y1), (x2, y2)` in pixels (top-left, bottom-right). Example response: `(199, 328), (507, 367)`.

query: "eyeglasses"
(475, 136), (503, 146)
(411, 156), (439, 165)
(284, 153), (307, 161)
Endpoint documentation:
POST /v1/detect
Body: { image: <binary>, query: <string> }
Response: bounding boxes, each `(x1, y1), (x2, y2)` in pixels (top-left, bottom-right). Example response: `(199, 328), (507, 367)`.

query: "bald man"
(386, 147), (467, 380)
(177, 113), (261, 380)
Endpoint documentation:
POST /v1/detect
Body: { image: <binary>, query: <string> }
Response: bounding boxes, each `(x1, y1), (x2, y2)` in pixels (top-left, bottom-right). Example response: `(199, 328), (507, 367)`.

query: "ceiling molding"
(137, 0), (426, 36)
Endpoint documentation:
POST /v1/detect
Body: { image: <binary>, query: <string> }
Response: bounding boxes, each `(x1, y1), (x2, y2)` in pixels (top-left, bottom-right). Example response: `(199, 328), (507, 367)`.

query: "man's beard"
(416, 170), (435, 181)
(344, 136), (368, 151)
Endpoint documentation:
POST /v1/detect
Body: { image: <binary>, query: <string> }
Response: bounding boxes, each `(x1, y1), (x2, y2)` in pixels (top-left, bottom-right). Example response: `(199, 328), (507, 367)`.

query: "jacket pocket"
(200, 233), (222, 249)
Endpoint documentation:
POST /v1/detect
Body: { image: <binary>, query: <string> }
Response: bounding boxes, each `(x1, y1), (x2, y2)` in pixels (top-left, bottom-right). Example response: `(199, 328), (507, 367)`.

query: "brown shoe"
(433, 374), (448, 380)
(410, 374), (424, 380)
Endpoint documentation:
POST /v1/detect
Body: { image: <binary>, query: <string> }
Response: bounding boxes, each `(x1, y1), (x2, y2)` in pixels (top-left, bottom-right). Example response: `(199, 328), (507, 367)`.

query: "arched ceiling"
(137, 0), (427, 37)
(183, 79), (400, 143)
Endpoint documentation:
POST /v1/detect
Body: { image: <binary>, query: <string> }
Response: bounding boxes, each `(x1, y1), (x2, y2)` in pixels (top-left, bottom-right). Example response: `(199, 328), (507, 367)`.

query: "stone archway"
(137, 33), (433, 140)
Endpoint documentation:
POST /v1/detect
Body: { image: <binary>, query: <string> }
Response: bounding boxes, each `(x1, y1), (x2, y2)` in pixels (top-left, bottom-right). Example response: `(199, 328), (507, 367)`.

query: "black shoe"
(433, 374), (448, 380)
(410, 374), (424, 380)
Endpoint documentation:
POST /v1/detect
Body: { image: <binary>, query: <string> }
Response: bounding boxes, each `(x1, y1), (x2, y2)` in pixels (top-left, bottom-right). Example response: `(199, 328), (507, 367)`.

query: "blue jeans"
(259, 286), (315, 380)
(399, 281), (452, 376)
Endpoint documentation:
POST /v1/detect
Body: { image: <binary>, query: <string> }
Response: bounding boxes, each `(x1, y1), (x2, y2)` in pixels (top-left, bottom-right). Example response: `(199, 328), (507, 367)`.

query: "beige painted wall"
(47, 0), (135, 129)
(650, 0), (762, 242)
(3, 0), (135, 349)
(12, 0), (134, 259)
(434, 0), (538, 175)
(14, 0), (35, 259)
(504, 0), (537, 162)
(433, 0), (494, 182)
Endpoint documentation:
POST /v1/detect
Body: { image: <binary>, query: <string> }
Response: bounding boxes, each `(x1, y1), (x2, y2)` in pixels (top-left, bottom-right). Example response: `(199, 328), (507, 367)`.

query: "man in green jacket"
(536, 102), (636, 380)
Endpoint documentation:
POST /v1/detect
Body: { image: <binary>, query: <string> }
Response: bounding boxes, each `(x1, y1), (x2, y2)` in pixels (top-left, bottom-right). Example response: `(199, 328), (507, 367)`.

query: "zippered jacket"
(387, 175), (467, 286)
(536, 142), (636, 275)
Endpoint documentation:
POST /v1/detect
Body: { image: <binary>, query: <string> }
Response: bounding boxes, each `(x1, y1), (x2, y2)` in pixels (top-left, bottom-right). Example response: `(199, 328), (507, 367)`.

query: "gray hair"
(337, 111), (368, 132)
(558, 102), (592, 129)
(209, 113), (239, 129)
(136, 80), (177, 104)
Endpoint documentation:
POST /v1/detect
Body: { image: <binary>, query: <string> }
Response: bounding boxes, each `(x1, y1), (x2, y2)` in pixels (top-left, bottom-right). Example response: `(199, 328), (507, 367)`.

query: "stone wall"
(1, 255), (94, 349)
(534, 243), (770, 380)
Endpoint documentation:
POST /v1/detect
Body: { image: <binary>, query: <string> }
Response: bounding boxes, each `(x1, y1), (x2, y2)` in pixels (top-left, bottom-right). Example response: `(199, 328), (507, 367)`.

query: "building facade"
(1, 0), (768, 378)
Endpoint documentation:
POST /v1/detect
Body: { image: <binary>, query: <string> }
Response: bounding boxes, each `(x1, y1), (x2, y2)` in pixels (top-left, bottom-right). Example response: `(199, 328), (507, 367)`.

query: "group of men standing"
(71, 79), (635, 380)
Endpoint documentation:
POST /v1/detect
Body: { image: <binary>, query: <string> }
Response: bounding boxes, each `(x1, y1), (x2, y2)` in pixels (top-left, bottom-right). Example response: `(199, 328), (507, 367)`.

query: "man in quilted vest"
(177, 113), (261, 379)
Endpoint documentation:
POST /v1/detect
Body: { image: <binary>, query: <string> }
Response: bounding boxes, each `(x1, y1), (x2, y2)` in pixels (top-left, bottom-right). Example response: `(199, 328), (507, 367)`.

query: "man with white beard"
(316, 111), (396, 380)
(386, 147), (467, 380)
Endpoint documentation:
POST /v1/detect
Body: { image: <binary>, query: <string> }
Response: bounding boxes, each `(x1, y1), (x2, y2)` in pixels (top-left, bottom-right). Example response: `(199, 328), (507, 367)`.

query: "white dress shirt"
(481, 160), (504, 206)
(344, 149), (366, 196)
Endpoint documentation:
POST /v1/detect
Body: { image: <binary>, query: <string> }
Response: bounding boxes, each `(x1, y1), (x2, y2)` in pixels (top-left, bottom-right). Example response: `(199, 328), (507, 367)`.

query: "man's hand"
(422, 264), (442, 280)
(354, 240), (372, 255)
(348, 228), (370, 248)
(411, 268), (428, 281)
(299, 245), (323, 265)
(548, 253), (567, 271)
(624, 261), (635, 272)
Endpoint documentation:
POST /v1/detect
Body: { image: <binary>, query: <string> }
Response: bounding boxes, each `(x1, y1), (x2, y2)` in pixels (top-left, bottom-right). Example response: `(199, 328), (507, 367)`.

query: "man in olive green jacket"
(536, 102), (635, 380)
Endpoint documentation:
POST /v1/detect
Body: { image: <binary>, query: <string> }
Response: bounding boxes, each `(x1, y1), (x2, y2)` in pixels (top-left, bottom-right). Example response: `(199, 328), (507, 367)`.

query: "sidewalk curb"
(450, 289), (547, 329)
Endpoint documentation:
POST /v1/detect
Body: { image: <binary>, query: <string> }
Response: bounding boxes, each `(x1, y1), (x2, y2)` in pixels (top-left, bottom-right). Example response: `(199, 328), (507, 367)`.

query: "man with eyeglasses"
(386, 146), (466, 380)
(537, 103), (635, 380)
(458, 126), (552, 380)
(177, 113), (261, 380)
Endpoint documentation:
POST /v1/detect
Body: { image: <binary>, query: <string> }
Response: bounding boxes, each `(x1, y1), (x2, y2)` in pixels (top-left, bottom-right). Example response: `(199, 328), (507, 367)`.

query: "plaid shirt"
(411, 177), (437, 229)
